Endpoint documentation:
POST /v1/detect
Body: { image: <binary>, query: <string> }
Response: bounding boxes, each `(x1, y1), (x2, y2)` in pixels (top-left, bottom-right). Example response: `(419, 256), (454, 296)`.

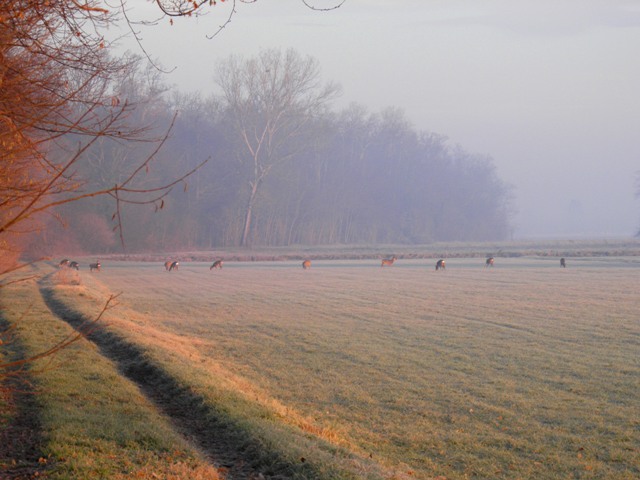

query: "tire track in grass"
(37, 280), (315, 480)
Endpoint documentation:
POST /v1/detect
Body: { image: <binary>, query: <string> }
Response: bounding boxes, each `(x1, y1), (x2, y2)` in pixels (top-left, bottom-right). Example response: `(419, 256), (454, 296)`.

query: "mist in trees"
(216, 49), (341, 246)
(34, 48), (514, 254)
(1, 2), (210, 271)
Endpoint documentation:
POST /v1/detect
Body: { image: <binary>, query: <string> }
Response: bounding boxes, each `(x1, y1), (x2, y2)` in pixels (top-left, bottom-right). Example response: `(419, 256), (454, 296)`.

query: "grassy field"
(2, 252), (640, 479)
(0, 266), (223, 479)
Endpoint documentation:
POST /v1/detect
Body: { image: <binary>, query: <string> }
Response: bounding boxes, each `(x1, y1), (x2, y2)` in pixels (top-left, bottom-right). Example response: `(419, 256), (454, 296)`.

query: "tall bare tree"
(0, 2), (205, 273)
(0, 1), (203, 388)
(216, 48), (341, 246)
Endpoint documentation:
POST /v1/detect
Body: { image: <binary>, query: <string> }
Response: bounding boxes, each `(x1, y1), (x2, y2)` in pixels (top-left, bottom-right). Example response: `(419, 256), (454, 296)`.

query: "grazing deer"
(164, 260), (173, 271)
(485, 257), (494, 267)
(436, 259), (446, 271)
(210, 259), (223, 270)
(302, 259), (311, 270)
(381, 256), (397, 267)
(69, 261), (79, 270)
(58, 259), (70, 268)
(169, 261), (179, 271)
(560, 257), (566, 268)
(89, 261), (101, 272)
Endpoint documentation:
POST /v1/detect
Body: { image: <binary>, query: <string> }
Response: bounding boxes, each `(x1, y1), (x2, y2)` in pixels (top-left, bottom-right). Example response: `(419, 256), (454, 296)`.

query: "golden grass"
(51, 267), (82, 286)
(25, 257), (640, 479)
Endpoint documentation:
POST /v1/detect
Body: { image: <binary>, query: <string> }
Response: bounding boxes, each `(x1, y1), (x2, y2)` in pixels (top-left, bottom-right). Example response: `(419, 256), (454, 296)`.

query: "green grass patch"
(0, 268), (221, 479)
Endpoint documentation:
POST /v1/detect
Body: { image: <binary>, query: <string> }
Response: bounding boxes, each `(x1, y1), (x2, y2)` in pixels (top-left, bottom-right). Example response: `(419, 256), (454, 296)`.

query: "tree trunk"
(240, 203), (253, 247)
(240, 182), (259, 247)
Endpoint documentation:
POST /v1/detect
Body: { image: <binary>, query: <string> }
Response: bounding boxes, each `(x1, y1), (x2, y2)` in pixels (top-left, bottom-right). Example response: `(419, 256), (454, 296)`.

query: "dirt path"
(37, 283), (296, 480)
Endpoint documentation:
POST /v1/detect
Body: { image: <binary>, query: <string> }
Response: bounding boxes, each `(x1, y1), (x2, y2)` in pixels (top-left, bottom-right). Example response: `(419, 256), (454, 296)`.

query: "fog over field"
(119, 0), (640, 239)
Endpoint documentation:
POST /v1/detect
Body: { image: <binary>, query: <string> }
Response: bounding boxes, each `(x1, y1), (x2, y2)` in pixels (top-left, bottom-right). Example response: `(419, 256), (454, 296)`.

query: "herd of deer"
(58, 256), (569, 272)
(58, 259), (100, 271)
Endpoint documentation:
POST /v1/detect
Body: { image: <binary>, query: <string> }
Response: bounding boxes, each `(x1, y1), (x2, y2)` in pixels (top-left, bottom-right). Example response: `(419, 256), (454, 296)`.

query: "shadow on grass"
(38, 282), (325, 480)
(0, 312), (48, 480)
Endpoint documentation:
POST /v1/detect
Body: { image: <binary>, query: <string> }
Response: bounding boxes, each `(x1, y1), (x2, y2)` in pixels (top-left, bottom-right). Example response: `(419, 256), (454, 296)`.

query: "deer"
(169, 261), (179, 271)
(69, 261), (79, 270)
(164, 260), (173, 271)
(560, 257), (566, 268)
(485, 257), (494, 267)
(436, 259), (446, 271)
(210, 259), (223, 270)
(302, 259), (311, 270)
(89, 261), (101, 272)
(381, 256), (397, 267)
(58, 259), (70, 268)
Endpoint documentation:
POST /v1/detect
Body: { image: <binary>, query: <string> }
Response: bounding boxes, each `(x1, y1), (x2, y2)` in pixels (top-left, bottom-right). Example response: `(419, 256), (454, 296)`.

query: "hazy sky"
(121, 0), (640, 238)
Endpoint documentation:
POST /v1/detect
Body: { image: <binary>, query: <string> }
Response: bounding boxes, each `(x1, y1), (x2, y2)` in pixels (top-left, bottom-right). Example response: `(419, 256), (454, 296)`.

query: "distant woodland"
(26, 51), (514, 255)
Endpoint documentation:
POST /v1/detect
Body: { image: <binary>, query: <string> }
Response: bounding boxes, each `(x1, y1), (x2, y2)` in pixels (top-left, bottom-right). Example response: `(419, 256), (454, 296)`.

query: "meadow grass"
(85, 256), (639, 479)
(3, 255), (640, 479)
(0, 268), (222, 479)
(43, 263), (386, 479)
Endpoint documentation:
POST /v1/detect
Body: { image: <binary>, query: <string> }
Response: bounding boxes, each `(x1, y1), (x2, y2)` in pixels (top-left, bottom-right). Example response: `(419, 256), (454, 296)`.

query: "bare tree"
(151, 0), (346, 38)
(154, 0), (346, 16)
(216, 48), (341, 246)
(0, 3), (206, 271)
(0, 2), (202, 383)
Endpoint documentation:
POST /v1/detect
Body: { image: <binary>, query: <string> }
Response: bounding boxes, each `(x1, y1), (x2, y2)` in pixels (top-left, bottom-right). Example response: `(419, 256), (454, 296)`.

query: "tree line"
(25, 48), (514, 255)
